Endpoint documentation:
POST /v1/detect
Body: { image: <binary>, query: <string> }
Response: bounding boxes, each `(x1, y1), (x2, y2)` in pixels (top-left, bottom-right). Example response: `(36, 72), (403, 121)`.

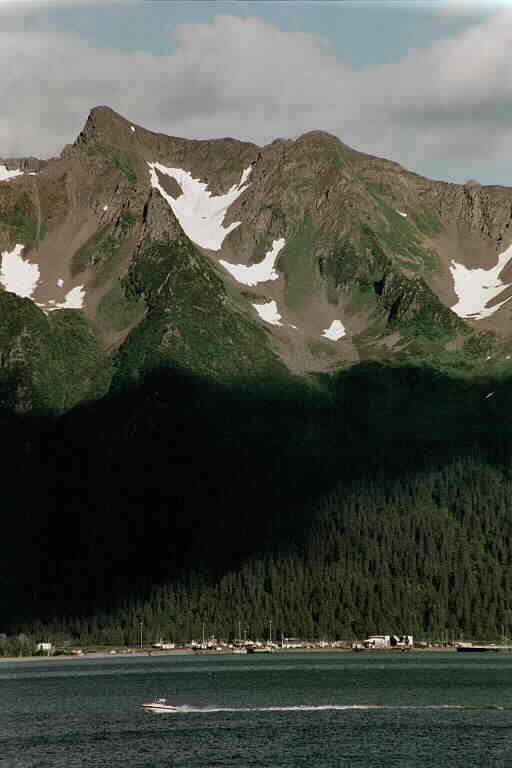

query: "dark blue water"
(1, 651), (512, 767)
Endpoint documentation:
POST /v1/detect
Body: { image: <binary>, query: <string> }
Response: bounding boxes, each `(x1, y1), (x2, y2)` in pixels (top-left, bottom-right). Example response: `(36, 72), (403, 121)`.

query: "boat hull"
(143, 704), (178, 713)
(247, 647), (274, 653)
(456, 646), (499, 653)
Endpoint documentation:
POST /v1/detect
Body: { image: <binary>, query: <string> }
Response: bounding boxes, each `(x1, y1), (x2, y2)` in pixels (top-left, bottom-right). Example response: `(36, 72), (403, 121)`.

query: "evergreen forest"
(2, 362), (512, 652)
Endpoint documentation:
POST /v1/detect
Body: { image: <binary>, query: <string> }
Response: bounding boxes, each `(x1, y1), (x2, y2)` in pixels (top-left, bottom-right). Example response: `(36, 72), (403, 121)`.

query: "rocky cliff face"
(2, 105), (512, 413)
(0, 157), (47, 173)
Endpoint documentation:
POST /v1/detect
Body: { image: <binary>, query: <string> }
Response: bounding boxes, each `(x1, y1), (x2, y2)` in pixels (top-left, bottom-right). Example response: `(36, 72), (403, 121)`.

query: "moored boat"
(142, 697), (178, 713)
(247, 645), (274, 653)
(456, 643), (499, 653)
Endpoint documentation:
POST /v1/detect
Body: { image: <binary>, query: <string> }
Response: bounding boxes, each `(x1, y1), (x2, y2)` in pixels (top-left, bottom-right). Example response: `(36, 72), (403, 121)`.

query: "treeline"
(11, 455), (512, 648)
(2, 362), (512, 646)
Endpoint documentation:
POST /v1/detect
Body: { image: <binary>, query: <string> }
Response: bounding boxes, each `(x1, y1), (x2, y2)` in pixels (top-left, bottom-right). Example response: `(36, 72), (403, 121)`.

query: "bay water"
(1, 651), (512, 767)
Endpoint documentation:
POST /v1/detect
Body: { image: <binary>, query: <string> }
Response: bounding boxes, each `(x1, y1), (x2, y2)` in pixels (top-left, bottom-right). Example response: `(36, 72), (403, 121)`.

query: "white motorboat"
(142, 697), (178, 713)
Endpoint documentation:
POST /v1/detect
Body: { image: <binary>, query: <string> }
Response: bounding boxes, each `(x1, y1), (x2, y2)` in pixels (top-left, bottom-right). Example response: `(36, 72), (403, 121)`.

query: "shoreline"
(0, 646), (462, 663)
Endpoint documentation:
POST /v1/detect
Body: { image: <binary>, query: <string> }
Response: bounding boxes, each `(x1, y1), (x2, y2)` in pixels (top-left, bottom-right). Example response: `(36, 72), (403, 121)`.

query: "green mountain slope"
(2, 106), (512, 413)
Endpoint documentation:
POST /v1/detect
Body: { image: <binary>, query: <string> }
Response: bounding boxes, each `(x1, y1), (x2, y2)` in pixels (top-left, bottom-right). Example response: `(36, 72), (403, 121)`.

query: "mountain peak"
(75, 105), (136, 147)
(295, 129), (352, 150)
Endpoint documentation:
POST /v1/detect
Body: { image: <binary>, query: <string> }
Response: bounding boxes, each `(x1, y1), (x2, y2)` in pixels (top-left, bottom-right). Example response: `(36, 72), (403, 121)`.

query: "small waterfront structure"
(35, 642), (53, 654)
(392, 634), (413, 648)
(280, 637), (304, 649)
(363, 634), (413, 649)
(364, 635), (391, 649)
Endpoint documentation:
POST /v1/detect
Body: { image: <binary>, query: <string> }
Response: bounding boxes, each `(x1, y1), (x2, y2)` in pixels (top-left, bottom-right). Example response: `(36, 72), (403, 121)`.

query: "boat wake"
(173, 704), (505, 714)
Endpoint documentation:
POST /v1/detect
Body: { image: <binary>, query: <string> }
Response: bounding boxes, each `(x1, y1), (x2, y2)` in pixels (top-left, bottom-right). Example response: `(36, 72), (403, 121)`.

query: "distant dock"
(456, 643), (512, 653)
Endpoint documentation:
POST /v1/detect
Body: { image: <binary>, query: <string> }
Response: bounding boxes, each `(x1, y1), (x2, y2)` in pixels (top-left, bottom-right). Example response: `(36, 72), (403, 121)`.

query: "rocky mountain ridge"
(1, 105), (512, 414)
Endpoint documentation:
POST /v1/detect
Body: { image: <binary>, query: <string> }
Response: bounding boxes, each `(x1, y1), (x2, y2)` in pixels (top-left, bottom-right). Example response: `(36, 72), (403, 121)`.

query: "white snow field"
(252, 300), (283, 326)
(49, 285), (85, 311)
(238, 167), (252, 187)
(219, 238), (285, 286)
(37, 285), (86, 312)
(322, 319), (346, 341)
(450, 245), (512, 319)
(0, 244), (40, 297)
(0, 165), (23, 183)
(148, 162), (252, 250)
(0, 244), (85, 312)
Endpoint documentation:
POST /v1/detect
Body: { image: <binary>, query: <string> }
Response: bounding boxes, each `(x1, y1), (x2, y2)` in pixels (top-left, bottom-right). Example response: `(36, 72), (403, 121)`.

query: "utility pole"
(139, 619), (143, 650)
(269, 619), (272, 645)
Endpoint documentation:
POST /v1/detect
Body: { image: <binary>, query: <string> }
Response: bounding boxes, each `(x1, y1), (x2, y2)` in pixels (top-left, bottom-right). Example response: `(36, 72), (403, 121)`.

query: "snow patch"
(36, 286), (86, 313)
(219, 238), (285, 286)
(130, 125), (135, 133)
(49, 285), (85, 310)
(450, 247), (512, 319)
(239, 166), (252, 187)
(485, 392), (495, 399)
(103, 205), (109, 211)
(252, 300), (283, 326)
(0, 245), (85, 311)
(0, 243), (40, 297)
(148, 162), (251, 251)
(322, 319), (346, 341)
(0, 165), (23, 183)
(396, 210), (407, 218)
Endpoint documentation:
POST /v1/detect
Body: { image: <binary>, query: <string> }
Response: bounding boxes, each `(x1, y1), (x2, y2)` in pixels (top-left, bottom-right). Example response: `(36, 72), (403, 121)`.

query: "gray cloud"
(0, 11), (511, 184)
(0, 0), (131, 8)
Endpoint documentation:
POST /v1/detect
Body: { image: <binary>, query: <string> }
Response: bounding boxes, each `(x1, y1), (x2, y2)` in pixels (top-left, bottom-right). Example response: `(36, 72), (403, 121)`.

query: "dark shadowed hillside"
(2, 362), (512, 645)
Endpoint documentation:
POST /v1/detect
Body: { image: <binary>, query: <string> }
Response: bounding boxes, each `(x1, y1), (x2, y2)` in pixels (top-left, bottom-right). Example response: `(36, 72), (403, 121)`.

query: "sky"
(1, 0), (511, 185)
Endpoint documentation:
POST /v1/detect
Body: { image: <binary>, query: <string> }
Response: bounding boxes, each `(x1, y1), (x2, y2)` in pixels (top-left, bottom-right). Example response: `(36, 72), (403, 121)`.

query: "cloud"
(0, 0), (129, 7)
(0, 10), (511, 184)
(356, 10), (512, 169)
(440, 0), (512, 10)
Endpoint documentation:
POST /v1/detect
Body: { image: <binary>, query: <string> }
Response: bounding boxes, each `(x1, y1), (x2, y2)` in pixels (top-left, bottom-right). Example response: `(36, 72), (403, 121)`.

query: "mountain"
(3, 108), (512, 645)
(2, 105), (512, 414)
